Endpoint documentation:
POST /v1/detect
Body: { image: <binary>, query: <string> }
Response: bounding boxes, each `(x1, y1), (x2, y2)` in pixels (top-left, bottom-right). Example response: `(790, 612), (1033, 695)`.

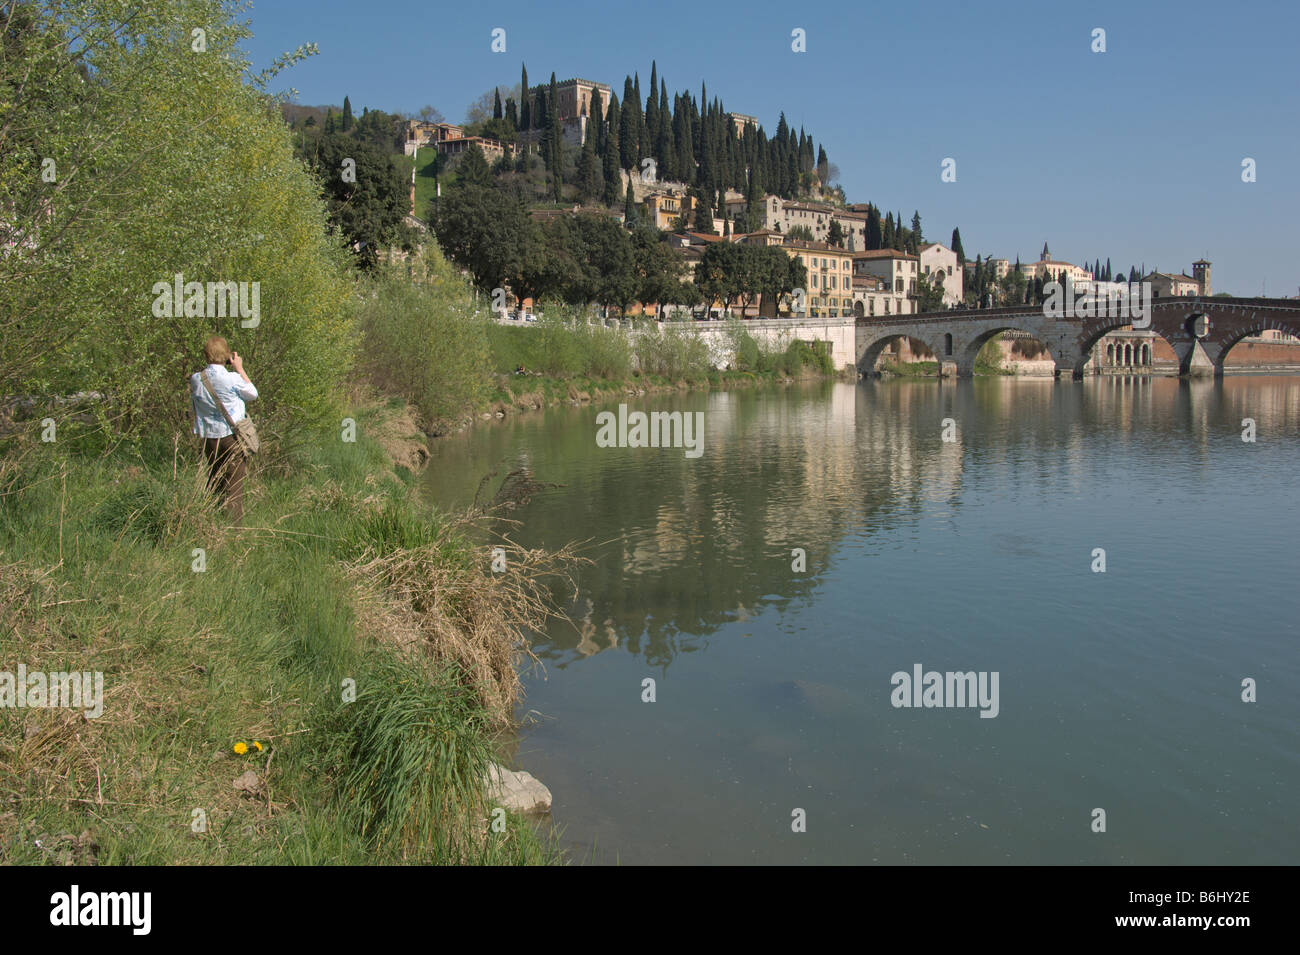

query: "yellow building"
(783, 239), (855, 317)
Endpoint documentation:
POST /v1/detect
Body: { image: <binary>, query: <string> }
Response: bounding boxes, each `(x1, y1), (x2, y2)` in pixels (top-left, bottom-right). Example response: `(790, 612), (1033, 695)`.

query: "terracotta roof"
(853, 249), (918, 261)
(784, 239), (852, 253)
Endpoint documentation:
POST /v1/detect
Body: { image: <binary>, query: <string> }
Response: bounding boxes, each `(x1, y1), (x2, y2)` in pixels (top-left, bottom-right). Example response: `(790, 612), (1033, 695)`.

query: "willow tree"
(0, 0), (356, 439)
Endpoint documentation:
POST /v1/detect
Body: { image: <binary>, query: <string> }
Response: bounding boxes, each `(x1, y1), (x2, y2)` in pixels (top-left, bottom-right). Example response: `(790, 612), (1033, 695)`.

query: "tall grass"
(0, 404), (563, 865)
(356, 248), (491, 432)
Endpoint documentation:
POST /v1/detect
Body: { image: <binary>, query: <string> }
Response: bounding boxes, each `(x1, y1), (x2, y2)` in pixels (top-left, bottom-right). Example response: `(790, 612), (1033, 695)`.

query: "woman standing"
(190, 335), (257, 524)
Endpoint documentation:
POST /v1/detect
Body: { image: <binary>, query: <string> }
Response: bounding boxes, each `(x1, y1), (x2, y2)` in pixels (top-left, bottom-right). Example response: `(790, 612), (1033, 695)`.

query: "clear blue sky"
(241, 0), (1298, 296)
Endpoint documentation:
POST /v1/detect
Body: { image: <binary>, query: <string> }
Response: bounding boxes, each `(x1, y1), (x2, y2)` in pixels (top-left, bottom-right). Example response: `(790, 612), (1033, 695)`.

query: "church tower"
(1192, 259), (1211, 296)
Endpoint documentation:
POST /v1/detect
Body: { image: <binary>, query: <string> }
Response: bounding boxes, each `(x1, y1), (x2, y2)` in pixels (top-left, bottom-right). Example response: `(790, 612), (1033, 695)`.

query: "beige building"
(918, 242), (963, 306)
(757, 197), (868, 250)
(1145, 260), (1211, 297)
(851, 274), (912, 317)
(436, 135), (514, 164)
(1018, 243), (1093, 287)
(404, 121), (465, 156)
(854, 249), (919, 301)
(546, 78), (613, 122)
(727, 112), (758, 135)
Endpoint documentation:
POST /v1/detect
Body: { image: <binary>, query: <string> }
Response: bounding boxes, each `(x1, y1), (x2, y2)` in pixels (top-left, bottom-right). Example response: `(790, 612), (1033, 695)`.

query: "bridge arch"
(857, 333), (944, 376)
(957, 325), (1058, 375)
(1212, 315), (1300, 372)
(1078, 321), (1180, 376)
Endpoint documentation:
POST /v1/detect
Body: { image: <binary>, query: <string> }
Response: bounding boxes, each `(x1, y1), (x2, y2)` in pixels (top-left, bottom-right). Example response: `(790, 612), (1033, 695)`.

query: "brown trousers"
(202, 434), (246, 524)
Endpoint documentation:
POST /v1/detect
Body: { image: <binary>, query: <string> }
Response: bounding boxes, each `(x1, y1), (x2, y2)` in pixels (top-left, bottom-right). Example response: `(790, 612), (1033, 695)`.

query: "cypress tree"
(493, 88), (502, 120)
(590, 88), (604, 153)
(633, 74), (645, 163)
(911, 211), (922, 247)
(520, 63), (530, 130)
(645, 63), (658, 156)
(620, 77), (638, 170)
(577, 111), (600, 202)
(547, 73), (562, 199)
(603, 92), (621, 206)
(657, 78), (671, 175)
(817, 144), (829, 185)
(505, 97), (518, 129)
(951, 227), (965, 264)
(341, 96), (353, 132)
(675, 96), (694, 185)
(883, 212), (894, 249)
(624, 178), (637, 226)
(693, 187), (714, 233)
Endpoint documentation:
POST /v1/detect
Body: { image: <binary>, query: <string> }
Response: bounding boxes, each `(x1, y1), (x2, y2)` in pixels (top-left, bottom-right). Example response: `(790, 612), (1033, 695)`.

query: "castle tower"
(1192, 259), (1211, 296)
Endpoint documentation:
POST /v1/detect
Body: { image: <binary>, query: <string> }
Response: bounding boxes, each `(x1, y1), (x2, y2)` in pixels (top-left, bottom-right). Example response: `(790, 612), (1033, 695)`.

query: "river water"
(423, 376), (1300, 864)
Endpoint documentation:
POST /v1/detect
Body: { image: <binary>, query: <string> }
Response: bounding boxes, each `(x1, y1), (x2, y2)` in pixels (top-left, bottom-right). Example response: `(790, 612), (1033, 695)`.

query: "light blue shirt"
(191, 364), (258, 438)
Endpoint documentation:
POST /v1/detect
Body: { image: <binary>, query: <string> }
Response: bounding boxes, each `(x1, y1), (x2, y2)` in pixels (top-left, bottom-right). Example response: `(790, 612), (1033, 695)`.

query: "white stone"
(484, 762), (552, 814)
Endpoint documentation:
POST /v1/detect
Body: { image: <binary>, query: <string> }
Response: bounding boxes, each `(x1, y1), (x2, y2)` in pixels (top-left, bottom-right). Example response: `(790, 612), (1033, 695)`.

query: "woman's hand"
(230, 352), (244, 374)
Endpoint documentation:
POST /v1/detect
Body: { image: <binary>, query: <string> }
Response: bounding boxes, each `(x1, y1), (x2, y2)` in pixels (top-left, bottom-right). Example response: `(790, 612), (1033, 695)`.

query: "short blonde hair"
(203, 335), (230, 364)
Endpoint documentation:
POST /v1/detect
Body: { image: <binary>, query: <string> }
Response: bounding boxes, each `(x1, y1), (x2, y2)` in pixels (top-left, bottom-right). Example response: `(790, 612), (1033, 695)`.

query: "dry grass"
(344, 527), (586, 726)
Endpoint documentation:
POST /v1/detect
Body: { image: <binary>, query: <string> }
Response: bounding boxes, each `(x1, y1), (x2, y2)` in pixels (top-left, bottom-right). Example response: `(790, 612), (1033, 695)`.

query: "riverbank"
(479, 365), (849, 423)
(0, 400), (565, 865)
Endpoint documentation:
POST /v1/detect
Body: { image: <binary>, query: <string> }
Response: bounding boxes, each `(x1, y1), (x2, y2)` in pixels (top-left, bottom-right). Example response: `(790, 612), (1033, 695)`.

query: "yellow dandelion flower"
(253, 741), (264, 751)
(233, 742), (248, 755)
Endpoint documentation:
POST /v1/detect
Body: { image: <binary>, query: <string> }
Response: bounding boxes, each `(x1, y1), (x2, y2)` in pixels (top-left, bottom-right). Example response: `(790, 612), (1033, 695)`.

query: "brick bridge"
(856, 297), (1300, 377)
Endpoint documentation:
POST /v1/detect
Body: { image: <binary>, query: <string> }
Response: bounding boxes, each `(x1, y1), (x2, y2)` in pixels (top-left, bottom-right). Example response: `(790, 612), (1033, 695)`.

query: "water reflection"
(422, 376), (1300, 865)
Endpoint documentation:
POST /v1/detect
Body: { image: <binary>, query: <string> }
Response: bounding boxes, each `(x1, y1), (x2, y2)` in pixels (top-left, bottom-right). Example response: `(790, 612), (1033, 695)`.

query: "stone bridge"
(856, 297), (1300, 377)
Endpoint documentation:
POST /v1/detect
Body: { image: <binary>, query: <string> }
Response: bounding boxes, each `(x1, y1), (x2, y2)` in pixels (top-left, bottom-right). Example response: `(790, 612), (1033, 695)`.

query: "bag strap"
(199, 369), (239, 433)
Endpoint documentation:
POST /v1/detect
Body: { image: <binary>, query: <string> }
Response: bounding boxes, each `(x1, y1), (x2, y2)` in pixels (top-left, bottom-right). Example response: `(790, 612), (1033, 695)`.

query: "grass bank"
(0, 400), (568, 865)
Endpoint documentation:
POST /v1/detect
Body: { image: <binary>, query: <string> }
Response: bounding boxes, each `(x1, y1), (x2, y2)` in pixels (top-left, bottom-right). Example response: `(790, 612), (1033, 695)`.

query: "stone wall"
(617, 316), (858, 371)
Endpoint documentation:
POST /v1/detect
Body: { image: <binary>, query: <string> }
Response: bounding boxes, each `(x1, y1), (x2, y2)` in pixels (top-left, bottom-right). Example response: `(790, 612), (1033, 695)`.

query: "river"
(423, 376), (1300, 864)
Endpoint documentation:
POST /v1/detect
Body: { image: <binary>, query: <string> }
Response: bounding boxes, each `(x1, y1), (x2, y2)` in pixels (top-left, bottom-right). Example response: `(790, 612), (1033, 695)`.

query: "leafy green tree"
(575, 214), (637, 313)
(827, 220), (845, 248)
(632, 227), (688, 315)
(301, 133), (408, 269)
(430, 185), (528, 293)
(914, 274), (944, 311)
